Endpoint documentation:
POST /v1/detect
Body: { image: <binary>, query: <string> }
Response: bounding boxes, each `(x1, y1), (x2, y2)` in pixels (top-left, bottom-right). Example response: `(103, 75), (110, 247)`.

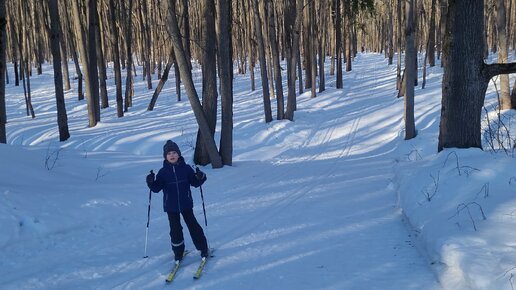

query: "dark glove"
(146, 171), (155, 188)
(195, 168), (207, 182)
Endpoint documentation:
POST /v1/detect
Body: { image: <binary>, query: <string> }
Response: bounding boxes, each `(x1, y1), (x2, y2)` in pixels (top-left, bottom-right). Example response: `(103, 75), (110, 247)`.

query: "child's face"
(166, 151), (179, 164)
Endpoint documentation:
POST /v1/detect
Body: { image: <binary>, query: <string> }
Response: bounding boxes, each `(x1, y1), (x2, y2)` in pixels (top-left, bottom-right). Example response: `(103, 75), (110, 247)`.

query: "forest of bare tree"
(0, 0), (515, 167)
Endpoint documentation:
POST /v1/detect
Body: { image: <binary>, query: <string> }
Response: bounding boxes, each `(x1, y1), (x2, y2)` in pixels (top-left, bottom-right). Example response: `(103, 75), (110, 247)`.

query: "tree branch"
(483, 62), (516, 80)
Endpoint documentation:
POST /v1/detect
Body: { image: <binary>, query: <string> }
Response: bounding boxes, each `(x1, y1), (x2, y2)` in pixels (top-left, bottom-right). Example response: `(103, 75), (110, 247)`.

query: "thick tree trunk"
(194, 0), (218, 165)
(438, 0), (516, 151)
(217, 0), (233, 166)
(168, 0), (222, 168)
(48, 0), (70, 141)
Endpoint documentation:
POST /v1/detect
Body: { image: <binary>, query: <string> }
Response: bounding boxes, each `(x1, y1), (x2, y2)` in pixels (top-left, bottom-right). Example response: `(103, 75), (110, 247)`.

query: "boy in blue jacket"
(146, 140), (208, 261)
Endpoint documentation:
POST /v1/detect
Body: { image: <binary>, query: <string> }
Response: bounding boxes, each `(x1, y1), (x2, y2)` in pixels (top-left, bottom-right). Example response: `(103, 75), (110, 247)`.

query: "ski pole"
(143, 170), (154, 258)
(196, 167), (208, 227)
(195, 166), (211, 251)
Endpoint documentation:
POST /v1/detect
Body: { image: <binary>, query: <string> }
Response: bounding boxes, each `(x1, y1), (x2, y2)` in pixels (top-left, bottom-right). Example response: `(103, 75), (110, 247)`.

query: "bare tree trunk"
(217, 0), (233, 165)
(438, 0), (516, 151)
(266, 0), (284, 120)
(58, 2), (71, 91)
(496, 0), (510, 109)
(20, 1), (35, 118)
(148, 49), (173, 111)
(309, 0), (317, 97)
(252, 0), (272, 123)
(96, 10), (108, 109)
(318, 0), (326, 93)
(108, 0), (123, 117)
(71, 0), (96, 126)
(139, 0), (152, 89)
(168, 0), (223, 168)
(194, 0), (218, 165)
(173, 53), (181, 101)
(32, 0), (44, 75)
(439, 0), (447, 65)
(124, 0), (134, 111)
(297, 35), (303, 96)
(63, 1), (83, 100)
(428, 0), (437, 66)
(48, 0), (70, 141)
(344, 0), (352, 72)
(88, 0), (101, 122)
(247, 0), (256, 91)
(0, 0), (6, 143)
(285, 0), (303, 121)
(180, 0), (192, 70)
(335, 0), (343, 88)
(396, 0), (403, 92)
(303, 0), (312, 89)
(7, 6), (19, 87)
(512, 78), (516, 109)
(405, 0), (417, 140)
(387, 0), (394, 65)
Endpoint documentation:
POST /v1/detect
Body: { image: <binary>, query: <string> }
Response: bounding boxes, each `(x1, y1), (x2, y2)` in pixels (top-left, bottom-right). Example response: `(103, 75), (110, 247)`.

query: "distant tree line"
(0, 0), (515, 167)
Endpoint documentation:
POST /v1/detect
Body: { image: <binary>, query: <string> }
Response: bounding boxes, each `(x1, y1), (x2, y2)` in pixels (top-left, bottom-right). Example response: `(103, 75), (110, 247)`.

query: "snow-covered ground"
(0, 52), (515, 290)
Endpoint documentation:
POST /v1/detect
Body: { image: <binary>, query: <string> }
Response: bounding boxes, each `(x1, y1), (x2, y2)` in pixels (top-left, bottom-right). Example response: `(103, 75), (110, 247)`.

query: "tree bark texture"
(438, 0), (516, 151)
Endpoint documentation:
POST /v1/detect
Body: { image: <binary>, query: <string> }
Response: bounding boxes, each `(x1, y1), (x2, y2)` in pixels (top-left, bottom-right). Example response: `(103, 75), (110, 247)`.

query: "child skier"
(146, 140), (209, 261)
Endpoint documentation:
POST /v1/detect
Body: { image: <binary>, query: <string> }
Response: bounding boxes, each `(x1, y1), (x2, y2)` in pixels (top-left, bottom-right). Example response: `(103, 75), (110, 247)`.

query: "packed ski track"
(0, 54), (442, 289)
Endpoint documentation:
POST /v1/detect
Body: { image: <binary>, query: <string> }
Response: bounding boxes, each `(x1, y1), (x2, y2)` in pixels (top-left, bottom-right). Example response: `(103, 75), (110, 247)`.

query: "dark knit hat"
(163, 140), (181, 158)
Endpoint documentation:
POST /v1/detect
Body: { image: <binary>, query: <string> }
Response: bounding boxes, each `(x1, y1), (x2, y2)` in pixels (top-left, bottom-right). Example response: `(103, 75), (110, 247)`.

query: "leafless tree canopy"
(0, 0), (515, 162)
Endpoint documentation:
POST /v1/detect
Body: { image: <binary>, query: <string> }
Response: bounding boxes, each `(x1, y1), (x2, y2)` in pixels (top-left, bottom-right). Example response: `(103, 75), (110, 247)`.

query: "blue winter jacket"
(150, 157), (205, 213)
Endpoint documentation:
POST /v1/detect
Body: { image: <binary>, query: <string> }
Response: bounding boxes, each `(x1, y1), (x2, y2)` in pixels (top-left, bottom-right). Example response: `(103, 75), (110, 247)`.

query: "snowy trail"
(0, 54), (442, 289)
(186, 54), (441, 290)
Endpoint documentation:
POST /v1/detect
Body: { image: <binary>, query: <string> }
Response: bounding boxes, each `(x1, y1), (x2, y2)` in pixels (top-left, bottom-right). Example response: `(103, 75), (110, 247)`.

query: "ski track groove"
(214, 95), (362, 252)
